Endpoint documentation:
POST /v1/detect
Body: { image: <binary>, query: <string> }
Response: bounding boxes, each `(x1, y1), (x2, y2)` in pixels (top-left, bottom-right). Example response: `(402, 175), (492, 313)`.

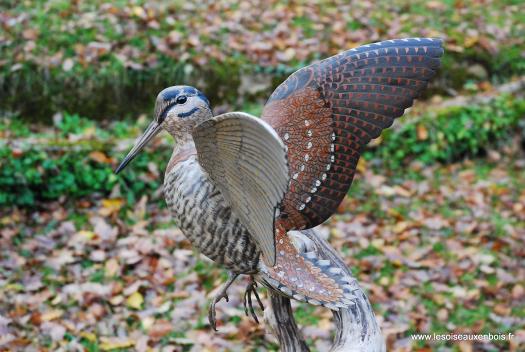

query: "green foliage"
(1, 147), (103, 205)
(1, 94), (523, 208)
(367, 94), (525, 169)
(294, 304), (320, 326)
(354, 245), (382, 259)
(79, 338), (100, 352)
(3, 148), (163, 206)
(0, 117), (168, 206)
(0, 118), (31, 137)
(55, 113), (95, 136)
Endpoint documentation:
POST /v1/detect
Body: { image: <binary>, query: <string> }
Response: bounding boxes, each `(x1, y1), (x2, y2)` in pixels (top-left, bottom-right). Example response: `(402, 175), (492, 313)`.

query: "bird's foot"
(208, 290), (229, 331)
(243, 276), (265, 324)
(208, 272), (239, 331)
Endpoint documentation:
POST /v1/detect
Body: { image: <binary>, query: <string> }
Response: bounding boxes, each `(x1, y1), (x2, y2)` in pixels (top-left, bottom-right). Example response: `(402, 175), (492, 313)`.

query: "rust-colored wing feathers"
(262, 38), (444, 230)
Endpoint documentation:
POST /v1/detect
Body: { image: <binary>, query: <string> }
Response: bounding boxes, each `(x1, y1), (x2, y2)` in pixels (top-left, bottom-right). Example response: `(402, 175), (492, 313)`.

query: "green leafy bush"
(0, 114), (170, 207)
(0, 146), (166, 206)
(367, 94), (525, 168)
(55, 113), (95, 136)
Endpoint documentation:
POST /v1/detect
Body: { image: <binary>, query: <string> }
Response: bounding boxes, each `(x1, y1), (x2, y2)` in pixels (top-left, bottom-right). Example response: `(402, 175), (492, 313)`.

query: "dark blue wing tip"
(364, 37), (444, 48)
(381, 37), (445, 57)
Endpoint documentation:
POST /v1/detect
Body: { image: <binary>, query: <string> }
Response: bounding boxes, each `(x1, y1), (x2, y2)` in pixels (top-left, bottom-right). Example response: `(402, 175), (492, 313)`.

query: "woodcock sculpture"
(116, 38), (443, 335)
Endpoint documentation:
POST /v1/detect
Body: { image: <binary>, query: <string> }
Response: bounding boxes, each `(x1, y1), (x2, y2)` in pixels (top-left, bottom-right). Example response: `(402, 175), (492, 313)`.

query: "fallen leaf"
(512, 284), (524, 299)
(89, 151), (113, 164)
(417, 124), (429, 140)
(62, 58), (74, 71)
(75, 230), (95, 241)
(110, 295), (124, 306)
(41, 310), (63, 322)
(105, 258), (120, 277)
(437, 308), (448, 321)
(142, 316), (155, 330)
(356, 158), (367, 173)
(459, 341), (473, 352)
(127, 292), (144, 310)
(493, 304), (511, 316)
(80, 331), (97, 342)
(131, 6), (146, 19)
(149, 320), (173, 340)
(100, 338), (135, 351)
(99, 198), (124, 216)
(22, 29), (38, 40)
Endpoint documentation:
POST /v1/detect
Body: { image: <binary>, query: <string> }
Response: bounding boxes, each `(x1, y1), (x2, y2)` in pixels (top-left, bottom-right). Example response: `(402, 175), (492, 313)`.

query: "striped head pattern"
(155, 86), (213, 140)
(114, 85), (211, 173)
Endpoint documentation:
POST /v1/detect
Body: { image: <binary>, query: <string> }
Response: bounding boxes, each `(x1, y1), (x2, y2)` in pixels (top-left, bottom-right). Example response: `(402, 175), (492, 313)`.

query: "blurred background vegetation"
(0, 1), (524, 351)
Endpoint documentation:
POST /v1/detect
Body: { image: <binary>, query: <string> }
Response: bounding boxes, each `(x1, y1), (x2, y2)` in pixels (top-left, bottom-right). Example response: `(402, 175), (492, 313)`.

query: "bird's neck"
(164, 107), (213, 175)
(165, 136), (197, 176)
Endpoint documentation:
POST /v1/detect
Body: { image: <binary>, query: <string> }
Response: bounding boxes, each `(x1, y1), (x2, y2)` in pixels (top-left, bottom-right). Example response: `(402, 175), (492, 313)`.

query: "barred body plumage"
(164, 154), (260, 274)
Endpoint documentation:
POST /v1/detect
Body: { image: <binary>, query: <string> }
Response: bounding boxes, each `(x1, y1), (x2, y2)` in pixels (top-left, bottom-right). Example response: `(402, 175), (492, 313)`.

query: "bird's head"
(115, 85), (212, 174)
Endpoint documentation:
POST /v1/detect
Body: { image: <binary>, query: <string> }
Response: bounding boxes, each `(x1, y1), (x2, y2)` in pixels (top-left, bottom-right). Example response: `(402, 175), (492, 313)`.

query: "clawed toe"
(243, 278), (264, 324)
(208, 272), (239, 331)
(209, 293), (229, 331)
(208, 301), (218, 331)
(207, 274), (264, 330)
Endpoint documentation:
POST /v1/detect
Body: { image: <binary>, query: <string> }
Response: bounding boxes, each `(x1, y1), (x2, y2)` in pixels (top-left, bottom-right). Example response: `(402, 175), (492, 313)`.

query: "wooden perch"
(263, 228), (385, 351)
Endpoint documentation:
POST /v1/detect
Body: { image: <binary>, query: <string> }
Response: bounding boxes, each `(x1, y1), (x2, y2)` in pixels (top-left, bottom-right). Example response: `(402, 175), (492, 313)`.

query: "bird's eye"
(176, 96), (187, 104)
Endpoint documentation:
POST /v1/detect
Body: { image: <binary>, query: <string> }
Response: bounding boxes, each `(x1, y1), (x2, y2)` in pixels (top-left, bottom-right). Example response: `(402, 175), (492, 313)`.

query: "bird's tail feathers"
(256, 225), (359, 310)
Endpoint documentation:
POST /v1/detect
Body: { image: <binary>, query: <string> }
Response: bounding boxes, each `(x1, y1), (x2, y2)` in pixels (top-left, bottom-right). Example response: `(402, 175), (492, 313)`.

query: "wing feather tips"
(342, 37), (444, 66)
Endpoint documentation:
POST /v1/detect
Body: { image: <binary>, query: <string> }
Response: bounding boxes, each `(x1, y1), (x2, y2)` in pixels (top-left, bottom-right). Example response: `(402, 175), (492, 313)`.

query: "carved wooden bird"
(116, 38), (444, 329)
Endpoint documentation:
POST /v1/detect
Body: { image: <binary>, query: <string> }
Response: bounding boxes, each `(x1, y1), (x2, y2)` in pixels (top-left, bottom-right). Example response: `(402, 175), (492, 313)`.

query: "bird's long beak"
(114, 120), (162, 174)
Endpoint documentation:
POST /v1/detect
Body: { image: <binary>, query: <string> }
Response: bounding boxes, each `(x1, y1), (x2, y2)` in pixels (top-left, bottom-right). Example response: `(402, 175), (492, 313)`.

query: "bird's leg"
(243, 276), (265, 323)
(208, 271), (239, 331)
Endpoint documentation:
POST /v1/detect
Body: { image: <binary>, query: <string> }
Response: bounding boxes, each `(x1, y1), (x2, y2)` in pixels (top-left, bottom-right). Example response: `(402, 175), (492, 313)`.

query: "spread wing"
(262, 38), (444, 230)
(193, 112), (289, 266)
